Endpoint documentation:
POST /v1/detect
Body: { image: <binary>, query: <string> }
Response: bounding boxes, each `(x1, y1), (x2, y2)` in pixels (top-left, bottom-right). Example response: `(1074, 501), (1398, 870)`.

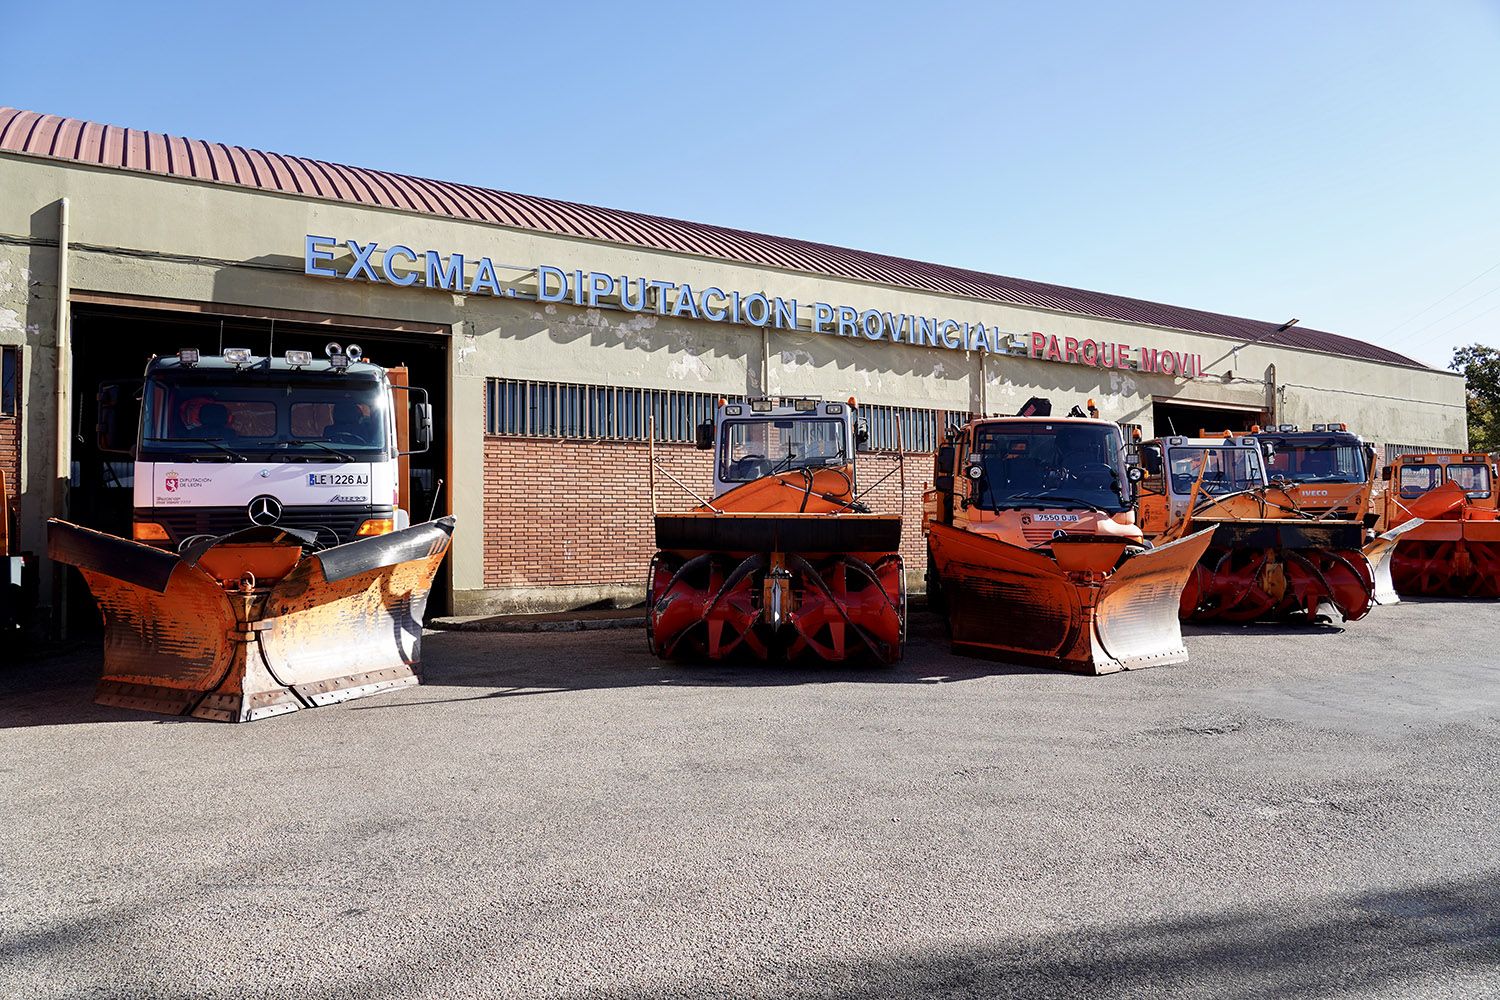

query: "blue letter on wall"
(537, 265), (568, 303)
(305, 235), (337, 277)
(382, 245), (419, 286)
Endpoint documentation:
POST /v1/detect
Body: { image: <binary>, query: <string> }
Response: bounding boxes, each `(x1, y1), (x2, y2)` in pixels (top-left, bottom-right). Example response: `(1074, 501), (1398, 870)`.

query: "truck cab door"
(96, 378), (143, 455)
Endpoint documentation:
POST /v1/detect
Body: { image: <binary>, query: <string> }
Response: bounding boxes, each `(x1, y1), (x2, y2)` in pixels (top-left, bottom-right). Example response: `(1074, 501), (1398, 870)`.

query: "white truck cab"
(98, 344), (432, 550)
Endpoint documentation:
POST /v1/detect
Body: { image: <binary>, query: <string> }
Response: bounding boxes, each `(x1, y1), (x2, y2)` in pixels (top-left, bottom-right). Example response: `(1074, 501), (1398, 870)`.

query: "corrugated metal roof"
(0, 105), (1424, 368)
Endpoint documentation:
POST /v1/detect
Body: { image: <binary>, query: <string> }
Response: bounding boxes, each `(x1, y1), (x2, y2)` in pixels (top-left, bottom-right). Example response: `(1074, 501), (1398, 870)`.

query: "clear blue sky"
(5, 1), (1499, 368)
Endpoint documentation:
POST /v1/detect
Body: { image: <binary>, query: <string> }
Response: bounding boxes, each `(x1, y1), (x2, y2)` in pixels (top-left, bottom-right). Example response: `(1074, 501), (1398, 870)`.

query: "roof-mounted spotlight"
(177, 348), (200, 367)
(223, 348), (253, 366)
(285, 349), (312, 368)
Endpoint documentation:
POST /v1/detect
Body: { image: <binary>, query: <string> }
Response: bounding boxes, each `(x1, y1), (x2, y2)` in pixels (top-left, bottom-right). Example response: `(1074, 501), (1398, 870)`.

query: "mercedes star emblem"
(247, 495), (283, 526)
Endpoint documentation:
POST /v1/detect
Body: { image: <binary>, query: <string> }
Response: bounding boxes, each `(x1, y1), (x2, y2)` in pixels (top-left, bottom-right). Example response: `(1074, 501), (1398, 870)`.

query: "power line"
(1378, 259), (1500, 340)
(1384, 281), (1500, 349)
(1426, 298), (1500, 342)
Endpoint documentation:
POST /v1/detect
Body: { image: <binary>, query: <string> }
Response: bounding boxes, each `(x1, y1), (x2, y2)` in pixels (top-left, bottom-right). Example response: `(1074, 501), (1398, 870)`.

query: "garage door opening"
(1152, 400), (1266, 438)
(64, 303), (451, 629)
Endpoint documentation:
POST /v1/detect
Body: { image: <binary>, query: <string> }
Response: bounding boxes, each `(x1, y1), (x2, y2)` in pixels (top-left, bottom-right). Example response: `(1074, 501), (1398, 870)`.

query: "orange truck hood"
(955, 507), (1142, 549)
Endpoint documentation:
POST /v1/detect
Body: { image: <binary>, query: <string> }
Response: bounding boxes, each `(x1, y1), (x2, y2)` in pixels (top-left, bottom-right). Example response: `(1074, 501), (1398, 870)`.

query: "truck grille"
(142, 506), (392, 548)
(1022, 524), (1058, 546)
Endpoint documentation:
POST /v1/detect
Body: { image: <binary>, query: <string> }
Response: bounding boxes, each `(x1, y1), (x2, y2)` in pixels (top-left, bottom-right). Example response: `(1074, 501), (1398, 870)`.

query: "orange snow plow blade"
(1364, 520), (1426, 606)
(927, 522), (1215, 674)
(49, 516), (455, 722)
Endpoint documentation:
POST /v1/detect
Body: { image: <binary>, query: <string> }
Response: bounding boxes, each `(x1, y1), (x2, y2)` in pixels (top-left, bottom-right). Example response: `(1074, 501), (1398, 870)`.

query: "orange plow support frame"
(927, 523), (1216, 675)
(49, 517), (455, 722)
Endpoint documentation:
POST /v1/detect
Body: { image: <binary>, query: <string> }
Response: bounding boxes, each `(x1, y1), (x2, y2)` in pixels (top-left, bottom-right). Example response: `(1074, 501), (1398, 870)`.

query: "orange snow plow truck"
(1134, 431), (1383, 622)
(923, 398), (1214, 675)
(647, 397), (905, 664)
(48, 344), (455, 723)
(1377, 452), (1500, 598)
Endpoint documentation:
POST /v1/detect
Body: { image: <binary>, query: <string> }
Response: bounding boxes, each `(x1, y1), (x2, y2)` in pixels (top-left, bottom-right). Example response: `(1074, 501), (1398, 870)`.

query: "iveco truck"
(97, 343), (432, 550)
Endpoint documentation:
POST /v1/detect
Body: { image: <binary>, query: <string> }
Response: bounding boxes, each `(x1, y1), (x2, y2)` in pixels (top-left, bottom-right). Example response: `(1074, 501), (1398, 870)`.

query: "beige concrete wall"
(0, 151), (1469, 613)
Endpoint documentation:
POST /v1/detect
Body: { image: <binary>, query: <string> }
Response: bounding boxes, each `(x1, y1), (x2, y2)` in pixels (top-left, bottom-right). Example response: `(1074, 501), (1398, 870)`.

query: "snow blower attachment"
(49, 516), (455, 721)
(924, 404), (1214, 674)
(647, 398), (905, 663)
(1135, 433), (1379, 622)
(1378, 453), (1500, 598)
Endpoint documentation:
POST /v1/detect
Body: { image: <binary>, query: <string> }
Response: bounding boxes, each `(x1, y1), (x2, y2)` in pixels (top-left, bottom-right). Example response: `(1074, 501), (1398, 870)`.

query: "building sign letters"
(304, 234), (1206, 379)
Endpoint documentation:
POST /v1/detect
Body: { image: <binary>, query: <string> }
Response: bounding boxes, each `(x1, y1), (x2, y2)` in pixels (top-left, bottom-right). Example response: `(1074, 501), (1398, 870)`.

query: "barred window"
(1384, 442), (1445, 465)
(485, 378), (728, 443)
(859, 404), (946, 453)
(1, 346), (16, 416)
(485, 378), (963, 452)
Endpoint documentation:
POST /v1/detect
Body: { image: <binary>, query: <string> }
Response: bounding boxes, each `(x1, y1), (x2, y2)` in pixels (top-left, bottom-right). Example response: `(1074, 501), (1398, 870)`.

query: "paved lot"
(3, 599), (1499, 999)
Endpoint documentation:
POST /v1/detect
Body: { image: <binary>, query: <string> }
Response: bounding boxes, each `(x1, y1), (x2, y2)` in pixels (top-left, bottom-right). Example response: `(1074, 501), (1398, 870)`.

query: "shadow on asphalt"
(6, 869), (1497, 998)
(534, 872), (1500, 1000)
(1181, 621), (1349, 638)
(0, 613), (1048, 728)
(352, 620), (1045, 713)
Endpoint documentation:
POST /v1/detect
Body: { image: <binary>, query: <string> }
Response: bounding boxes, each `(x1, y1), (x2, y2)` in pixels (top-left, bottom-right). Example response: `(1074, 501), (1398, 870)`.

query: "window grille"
(859, 404), (944, 453)
(1384, 442), (1446, 464)
(486, 378), (955, 453)
(486, 378), (728, 443)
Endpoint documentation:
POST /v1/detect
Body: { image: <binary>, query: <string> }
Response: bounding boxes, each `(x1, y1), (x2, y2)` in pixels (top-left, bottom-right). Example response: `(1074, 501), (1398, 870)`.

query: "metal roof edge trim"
(0, 140), (1437, 374)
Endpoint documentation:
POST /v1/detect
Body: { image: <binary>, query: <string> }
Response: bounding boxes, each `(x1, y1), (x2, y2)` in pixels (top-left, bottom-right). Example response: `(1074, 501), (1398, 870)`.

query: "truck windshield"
(1263, 439), (1367, 484)
(1445, 463), (1492, 499)
(720, 418), (846, 482)
(139, 374), (389, 459)
(1167, 447), (1264, 496)
(971, 422), (1128, 513)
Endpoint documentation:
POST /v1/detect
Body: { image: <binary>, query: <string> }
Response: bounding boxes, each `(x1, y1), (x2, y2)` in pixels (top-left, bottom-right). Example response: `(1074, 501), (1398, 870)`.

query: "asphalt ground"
(3, 599), (1499, 999)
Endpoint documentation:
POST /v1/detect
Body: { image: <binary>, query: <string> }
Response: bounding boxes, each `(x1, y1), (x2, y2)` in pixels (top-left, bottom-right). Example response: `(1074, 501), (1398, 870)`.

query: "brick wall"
(0, 347), (19, 513)
(0, 416), (17, 500)
(481, 436), (934, 592)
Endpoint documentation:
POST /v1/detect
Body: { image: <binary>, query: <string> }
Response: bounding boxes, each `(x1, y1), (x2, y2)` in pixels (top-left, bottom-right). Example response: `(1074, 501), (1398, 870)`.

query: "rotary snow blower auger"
(1377, 452), (1500, 598)
(923, 399), (1214, 675)
(49, 516), (455, 722)
(646, 398), (905, 664)
(1134, 432), (1378, 623)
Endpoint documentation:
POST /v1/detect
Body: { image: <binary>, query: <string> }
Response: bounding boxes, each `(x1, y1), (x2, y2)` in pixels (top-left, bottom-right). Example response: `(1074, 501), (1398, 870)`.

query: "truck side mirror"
(695, 420), (714, 450)
(1381, 466), (1392, 481)
(1140, 445), (1163, 475)
(96, 380), (139, 455)
(854, 420), (870, 452)
(410, 402), (434, 453)
(934, 443), (955, 492)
